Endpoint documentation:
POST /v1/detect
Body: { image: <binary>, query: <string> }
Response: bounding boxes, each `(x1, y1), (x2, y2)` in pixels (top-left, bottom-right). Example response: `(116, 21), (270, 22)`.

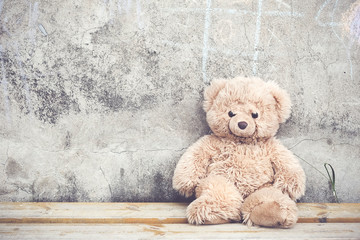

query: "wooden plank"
(0, 202), (188, 224)
(0, 202), (359, 224)
(298, 203), (360, 223)
(0, 223), (359, 239)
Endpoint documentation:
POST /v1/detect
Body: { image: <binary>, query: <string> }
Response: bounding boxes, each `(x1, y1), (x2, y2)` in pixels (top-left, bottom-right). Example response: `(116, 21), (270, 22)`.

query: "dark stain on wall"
(31, 172), (90, 202)
(1, 19), (201, 125)
(33, 173), (89, 202)
(60, 172), (89, 202)
(64, 131), (71, 150)
(151, 172), (166, 201)
(5, 158), (28, 179)
(98, 90), (125, 112)
(33, 86), (73, 124)
(120, 168), (125, 178)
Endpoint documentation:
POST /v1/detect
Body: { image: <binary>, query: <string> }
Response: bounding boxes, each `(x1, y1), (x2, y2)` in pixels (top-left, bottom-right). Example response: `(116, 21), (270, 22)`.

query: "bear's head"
(203, 77), (291, 142)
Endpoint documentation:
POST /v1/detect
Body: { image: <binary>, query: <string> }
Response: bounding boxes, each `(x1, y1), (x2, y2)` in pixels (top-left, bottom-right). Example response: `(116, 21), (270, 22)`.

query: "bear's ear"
(267, 81), (292, 123)
(203, 78), (227, 112)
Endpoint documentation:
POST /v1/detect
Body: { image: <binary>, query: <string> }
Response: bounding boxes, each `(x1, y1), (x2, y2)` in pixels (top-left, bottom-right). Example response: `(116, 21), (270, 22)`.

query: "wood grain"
(0, 223), (359, 239)
(0, 202), (359, 224)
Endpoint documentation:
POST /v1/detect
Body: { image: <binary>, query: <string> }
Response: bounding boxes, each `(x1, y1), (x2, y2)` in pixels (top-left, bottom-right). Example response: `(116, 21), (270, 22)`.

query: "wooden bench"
(0, 202), (359, 239)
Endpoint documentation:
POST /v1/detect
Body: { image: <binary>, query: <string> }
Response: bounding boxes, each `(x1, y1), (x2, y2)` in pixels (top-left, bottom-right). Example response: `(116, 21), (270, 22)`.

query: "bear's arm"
(172, 135), (218, 198)
(270, 139), (306, 200)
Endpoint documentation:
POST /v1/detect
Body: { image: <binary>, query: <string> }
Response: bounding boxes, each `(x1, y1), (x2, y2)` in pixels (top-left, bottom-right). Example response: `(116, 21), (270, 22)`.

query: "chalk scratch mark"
(28, 2), (39, 45)
(117, 0), (121, 14)
(117, 0), (132, 15)
(202, 0), (212, 84)
(344, 0), (360, 43)
(315, 0), (341, 27)
(162, 7), (250, 15)
(252, 0), (263, 76)
(315, 0), (330, 25)
(330, 0), (353, 80)
(136, 0), (144, 29)
(350, 9), (360, 41)
(264, 11), (303, 17)
(267, 28), (285, 46)
(110, 0), (115, 23)
(275, 0), (291, 9)
(161, 7), (303, 18)
(161, 39), (253, 57)
(127, 0), (132, 14)
(38, 24), (48, 36)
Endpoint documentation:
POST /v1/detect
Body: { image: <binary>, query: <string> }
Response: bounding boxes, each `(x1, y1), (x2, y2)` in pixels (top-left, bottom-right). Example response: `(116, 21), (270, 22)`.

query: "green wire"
(294, 154), (339, 203)
(324, 163), (339, 203)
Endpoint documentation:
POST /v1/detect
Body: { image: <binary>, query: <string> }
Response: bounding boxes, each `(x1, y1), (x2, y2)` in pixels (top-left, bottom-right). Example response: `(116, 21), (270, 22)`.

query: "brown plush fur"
(173, 76), (306, 228)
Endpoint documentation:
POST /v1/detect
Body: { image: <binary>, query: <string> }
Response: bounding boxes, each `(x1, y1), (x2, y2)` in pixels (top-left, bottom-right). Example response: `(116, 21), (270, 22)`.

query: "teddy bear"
(172, 76), (306, 228)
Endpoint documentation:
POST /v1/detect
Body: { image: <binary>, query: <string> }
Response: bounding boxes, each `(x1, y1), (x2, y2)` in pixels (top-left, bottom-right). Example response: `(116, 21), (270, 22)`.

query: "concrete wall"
(0, 0), (359, 202)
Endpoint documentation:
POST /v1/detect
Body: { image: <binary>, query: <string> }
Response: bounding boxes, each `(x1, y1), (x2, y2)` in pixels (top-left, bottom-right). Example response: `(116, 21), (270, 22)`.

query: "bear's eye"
(228, 111), (236, 118)
(252, 112), (259, 119)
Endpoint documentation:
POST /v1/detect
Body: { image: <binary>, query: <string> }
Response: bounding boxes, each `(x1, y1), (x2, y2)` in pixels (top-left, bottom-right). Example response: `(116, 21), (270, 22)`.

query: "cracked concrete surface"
(0, 0), (359, 202)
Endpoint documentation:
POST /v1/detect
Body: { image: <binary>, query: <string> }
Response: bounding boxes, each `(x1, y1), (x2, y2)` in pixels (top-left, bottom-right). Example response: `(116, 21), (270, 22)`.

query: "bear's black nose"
(238, 121), (248, 130)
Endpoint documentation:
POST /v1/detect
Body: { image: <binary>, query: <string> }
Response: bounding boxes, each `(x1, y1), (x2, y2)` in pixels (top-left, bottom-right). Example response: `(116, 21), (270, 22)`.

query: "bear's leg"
(186, 175), (243, 225)
(241, 186), (298, 228)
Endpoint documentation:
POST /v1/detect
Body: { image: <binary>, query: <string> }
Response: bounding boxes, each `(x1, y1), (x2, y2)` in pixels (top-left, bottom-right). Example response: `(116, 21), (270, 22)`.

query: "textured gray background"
(0, 0), (359, 202)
